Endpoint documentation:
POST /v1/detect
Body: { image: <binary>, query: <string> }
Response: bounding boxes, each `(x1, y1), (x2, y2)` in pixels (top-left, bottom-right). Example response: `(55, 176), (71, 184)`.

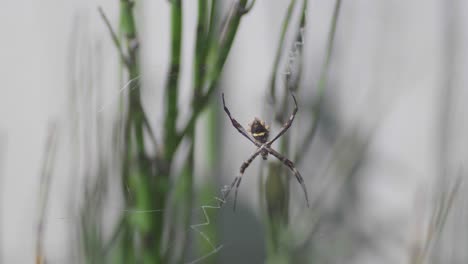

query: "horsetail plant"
(96, 1), (256, 263)
(262, 0), (342, 262)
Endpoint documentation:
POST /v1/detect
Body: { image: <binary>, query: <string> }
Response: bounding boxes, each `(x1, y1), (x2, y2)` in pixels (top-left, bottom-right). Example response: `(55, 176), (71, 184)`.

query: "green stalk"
(264, 163), (290, 264)
(100, 1), (256, 263)
(271, 0), (308, 216)
(192, 2), (222, 262)
(98, 7), (130, 68)
(295, 0), (342, 164)
(316, 0), (340, 98)
(175, 0), (252, 148)
(173, 1), (254, 262)
(172, 140), (195, 263)
(207, 0), (218, 42)
(214, 0), (248, 78)
(264, 0), (304, 260)
(185, 2), (210, 261)
(264, 1), (343, 262)
(164, 0), (183, 160)
(167, 1), (209, 262)
(269, 0), (297, 103)
(195, 102), (220, 264)
(119, 1), (167, 262)
(193, 0), (208, 102)
(214, 1), (252, 81)
(144, 2), (184, 262)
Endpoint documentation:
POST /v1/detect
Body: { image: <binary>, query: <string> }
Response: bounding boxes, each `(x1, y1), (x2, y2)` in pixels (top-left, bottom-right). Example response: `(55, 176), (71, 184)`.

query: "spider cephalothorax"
(221, 92), (309, 210)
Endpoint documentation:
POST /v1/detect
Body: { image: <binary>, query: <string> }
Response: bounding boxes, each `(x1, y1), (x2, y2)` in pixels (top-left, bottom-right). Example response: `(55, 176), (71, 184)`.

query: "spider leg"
(267, 147), (309, 207)
(267, 92), (298, 146)
(222, 93), (261, 147)
(223, 147), (263, 211)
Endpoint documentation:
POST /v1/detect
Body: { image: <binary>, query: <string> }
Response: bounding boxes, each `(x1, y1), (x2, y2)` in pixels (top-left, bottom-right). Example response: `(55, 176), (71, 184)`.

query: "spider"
(221, 92), (309, 210)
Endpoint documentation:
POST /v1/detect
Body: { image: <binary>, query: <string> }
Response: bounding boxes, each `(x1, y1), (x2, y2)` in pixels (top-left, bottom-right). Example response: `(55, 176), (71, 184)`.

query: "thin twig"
(141, 109), (159, 152)
(35, 124), (58, 264)
(418, 172), (463, 264)
(98, 7), (130, 68)
(102, 215), (126, 256)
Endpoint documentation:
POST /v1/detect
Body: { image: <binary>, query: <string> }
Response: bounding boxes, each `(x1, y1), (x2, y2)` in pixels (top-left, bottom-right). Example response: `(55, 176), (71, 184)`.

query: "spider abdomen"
(248, 118), (270, 143)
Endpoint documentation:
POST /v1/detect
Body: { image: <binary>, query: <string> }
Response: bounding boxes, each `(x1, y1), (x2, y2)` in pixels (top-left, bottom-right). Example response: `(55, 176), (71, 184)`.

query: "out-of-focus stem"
(193, 0), (208, 102)
(35, 125), (57, 264)
(269, 0), (297, 104)
(264, 1), (312, 262)
(176, 140), (195, 263)
(164, 0), (183, 160)
(295, 0), (342, 164)
(98, 7), (130, 67)
(194, 102), (220, 264)
(118, 1), (168, 263)
(264, 163), (290, 263)
(176, 0), (251, 148)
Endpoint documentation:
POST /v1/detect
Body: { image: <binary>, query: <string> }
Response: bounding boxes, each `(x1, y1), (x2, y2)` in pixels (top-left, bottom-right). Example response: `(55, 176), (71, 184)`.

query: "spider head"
(247, 117), (270, 143)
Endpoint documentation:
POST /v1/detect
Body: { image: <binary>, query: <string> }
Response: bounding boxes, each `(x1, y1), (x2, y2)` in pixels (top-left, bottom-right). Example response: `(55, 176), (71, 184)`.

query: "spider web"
(94, 73), (234, 264)
(52, 185), (232, 263)
(123, 185), (232, 264)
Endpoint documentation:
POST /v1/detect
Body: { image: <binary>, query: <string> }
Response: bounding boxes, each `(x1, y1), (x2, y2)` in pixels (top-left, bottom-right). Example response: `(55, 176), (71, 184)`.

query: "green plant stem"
(119, 2), (168, 263)
(186, 1), (210, 258)
(164, 0), (183, 160)
(244, 0), (257, 13)
(216, 0), (249, 76)
(295, 0), (342, 164)
(264, 1), (305, 260)
(264, 1), (310, 262)
(98, 7), (130, 67)
(299, 0), (307, 27)
(120, 1), (139, 69)
(287, 0), (308, 93)
(316, 0), (341, 101)
(175, 0), (251, 148)
(192, 2), (222, 261)
(204, 0), (218, 65)
(193, 0), (208, 103)
(184, 146), (196, 262)
(195, 102), (219, 264)
(100, 1), (256, 263)
(119, 0), (141, 186)
(269, 0), (297, 103)
(207, 0), (217, 39)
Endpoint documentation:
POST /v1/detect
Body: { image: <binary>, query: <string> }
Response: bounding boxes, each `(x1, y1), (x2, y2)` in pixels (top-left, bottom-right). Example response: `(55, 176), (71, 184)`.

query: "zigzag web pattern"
(96, 13), (308, 263)
(124, 185), (232, 264)
(95, 69), (234, 263)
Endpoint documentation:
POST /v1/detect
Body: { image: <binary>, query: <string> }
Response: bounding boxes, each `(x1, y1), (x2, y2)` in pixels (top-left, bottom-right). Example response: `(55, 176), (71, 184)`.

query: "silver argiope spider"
(221, 92), (310, 210)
